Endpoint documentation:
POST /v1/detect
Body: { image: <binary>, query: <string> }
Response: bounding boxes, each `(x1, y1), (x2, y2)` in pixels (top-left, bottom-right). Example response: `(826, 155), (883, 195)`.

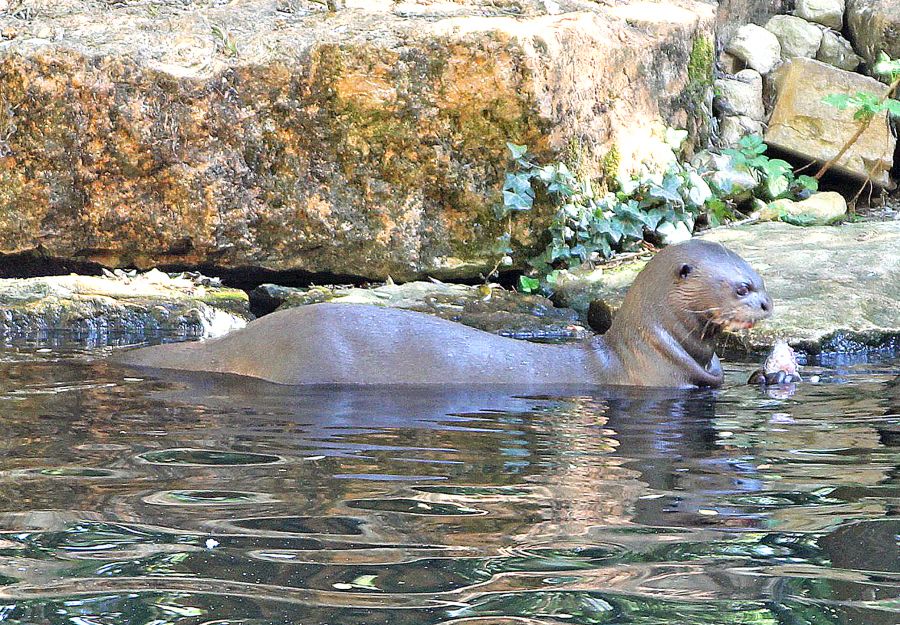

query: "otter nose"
(760, 295), (773, 315)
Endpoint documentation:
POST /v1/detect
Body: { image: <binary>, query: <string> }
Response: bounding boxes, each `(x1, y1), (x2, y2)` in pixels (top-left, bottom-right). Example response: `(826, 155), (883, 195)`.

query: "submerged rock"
(0, 0), (716, 281)
(252, 280), (589, 341)
(765, 58), (896, 187)
(0, 270), (250, 347)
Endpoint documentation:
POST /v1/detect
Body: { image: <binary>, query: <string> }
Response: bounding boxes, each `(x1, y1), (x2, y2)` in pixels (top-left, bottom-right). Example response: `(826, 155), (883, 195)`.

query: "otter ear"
(678, 264), (693, 279)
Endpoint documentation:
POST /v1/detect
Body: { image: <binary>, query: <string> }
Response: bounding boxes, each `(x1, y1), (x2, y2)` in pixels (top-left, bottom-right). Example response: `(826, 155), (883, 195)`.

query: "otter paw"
(748, 369), (801, 385)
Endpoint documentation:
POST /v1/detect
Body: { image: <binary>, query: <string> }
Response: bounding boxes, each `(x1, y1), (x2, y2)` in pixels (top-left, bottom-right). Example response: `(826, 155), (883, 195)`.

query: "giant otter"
(113, 239), (772, 388)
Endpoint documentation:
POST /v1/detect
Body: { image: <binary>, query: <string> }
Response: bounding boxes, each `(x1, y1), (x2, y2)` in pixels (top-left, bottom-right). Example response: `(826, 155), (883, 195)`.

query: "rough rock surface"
(718, 114), (765, 147)
(550, 263), (647, 320)
(703, 221), (900, 354)
(714, 69), (765, 121)
(726, 23), (782, 74)
(0, 0), (716, 281)
(0, 269), (250, 347)
(795, 0), (845, 29)
(765, 58), (896, 187)
(716, 0), (791, 43)
(846, 0), (900, 65)
(252, 280), (589, 340)
(554, 222), (900, 355)
(765, 15), (823, 59)
(816, 29), (863, 71)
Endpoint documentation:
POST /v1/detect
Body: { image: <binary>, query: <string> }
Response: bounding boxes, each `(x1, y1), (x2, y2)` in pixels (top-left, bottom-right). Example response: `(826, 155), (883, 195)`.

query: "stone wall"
(715, 0), (792, 43)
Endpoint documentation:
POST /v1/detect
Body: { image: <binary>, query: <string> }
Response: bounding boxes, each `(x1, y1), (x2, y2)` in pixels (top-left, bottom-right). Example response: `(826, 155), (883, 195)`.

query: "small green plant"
(211, 25), (239, 58)
(497, 140), (712, 293)
(819, 52), (900, 180)
(496, 132), (820, 293)
(723, 135), (818, 200)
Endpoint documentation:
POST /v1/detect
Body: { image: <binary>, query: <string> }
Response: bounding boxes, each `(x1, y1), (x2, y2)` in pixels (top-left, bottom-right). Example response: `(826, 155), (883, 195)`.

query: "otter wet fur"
(113, 239), (773, 388)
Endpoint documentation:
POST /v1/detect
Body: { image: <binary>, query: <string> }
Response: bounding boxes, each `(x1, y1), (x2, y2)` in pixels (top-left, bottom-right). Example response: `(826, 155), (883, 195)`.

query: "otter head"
(666, 239), (772, 336)
(607, 239), (772, 387)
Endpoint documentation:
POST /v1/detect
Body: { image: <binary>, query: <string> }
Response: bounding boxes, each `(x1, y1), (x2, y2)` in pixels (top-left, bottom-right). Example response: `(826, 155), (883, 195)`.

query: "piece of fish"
(748, 339), (801, 385)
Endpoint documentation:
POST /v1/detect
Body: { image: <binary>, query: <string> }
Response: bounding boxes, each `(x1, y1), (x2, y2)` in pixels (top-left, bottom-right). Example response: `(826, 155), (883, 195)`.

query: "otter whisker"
(685, 306), (722, 315)
(700, 316), (719, 340)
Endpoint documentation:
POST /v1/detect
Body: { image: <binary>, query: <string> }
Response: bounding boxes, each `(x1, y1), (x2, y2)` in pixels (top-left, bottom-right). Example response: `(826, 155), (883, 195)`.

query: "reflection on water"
(0, 349), (898, 624)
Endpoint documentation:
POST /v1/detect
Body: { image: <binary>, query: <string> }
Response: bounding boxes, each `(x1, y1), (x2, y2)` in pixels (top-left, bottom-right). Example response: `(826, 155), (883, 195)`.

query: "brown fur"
(113, 239), (771, 388)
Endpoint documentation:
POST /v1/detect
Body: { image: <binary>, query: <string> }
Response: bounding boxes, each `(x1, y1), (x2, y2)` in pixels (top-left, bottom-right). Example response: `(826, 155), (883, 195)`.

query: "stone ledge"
(703, 221), (900, 354)
(0, 270), (251, 347)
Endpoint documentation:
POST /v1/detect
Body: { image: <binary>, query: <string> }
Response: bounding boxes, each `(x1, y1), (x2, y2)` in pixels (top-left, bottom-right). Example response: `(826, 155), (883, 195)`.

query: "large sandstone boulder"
(0, 0), (716, 281)
(846, 0), (900, 66)
(765, 58), (896, 187)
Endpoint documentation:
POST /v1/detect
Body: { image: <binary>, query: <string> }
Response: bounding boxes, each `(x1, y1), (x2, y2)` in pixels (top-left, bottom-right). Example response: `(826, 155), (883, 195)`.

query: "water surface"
(0, 347), (897, 624)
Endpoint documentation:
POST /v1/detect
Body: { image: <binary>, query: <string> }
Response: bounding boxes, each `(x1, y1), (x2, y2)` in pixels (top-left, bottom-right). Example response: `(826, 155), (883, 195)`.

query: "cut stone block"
(765, 58), (896, 187)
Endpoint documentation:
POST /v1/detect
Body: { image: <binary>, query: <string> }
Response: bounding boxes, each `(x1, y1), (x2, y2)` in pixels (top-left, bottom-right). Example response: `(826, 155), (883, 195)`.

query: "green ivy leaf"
(503, 172), (534, 197)
(823, 93), (852, 110)
(493, 232), (513, 255)
(738, 134), (764, 152)
(764, 158), (793, 177)
(873, 52), (900, 79)
(765, 174), (790, 199)
(502, 190), (533, 212)
(796, 175), (819, 192)
(518, 275), (541, 293)
(506, 142), (528, 160)
(884, 99), (900, 117)
(643, 207), (668, 230)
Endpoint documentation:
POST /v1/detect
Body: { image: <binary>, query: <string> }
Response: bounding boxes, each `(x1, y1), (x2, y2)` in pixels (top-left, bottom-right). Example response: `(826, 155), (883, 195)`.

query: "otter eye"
(679, 264), (693, 279)
(735, 283), (751, 297)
